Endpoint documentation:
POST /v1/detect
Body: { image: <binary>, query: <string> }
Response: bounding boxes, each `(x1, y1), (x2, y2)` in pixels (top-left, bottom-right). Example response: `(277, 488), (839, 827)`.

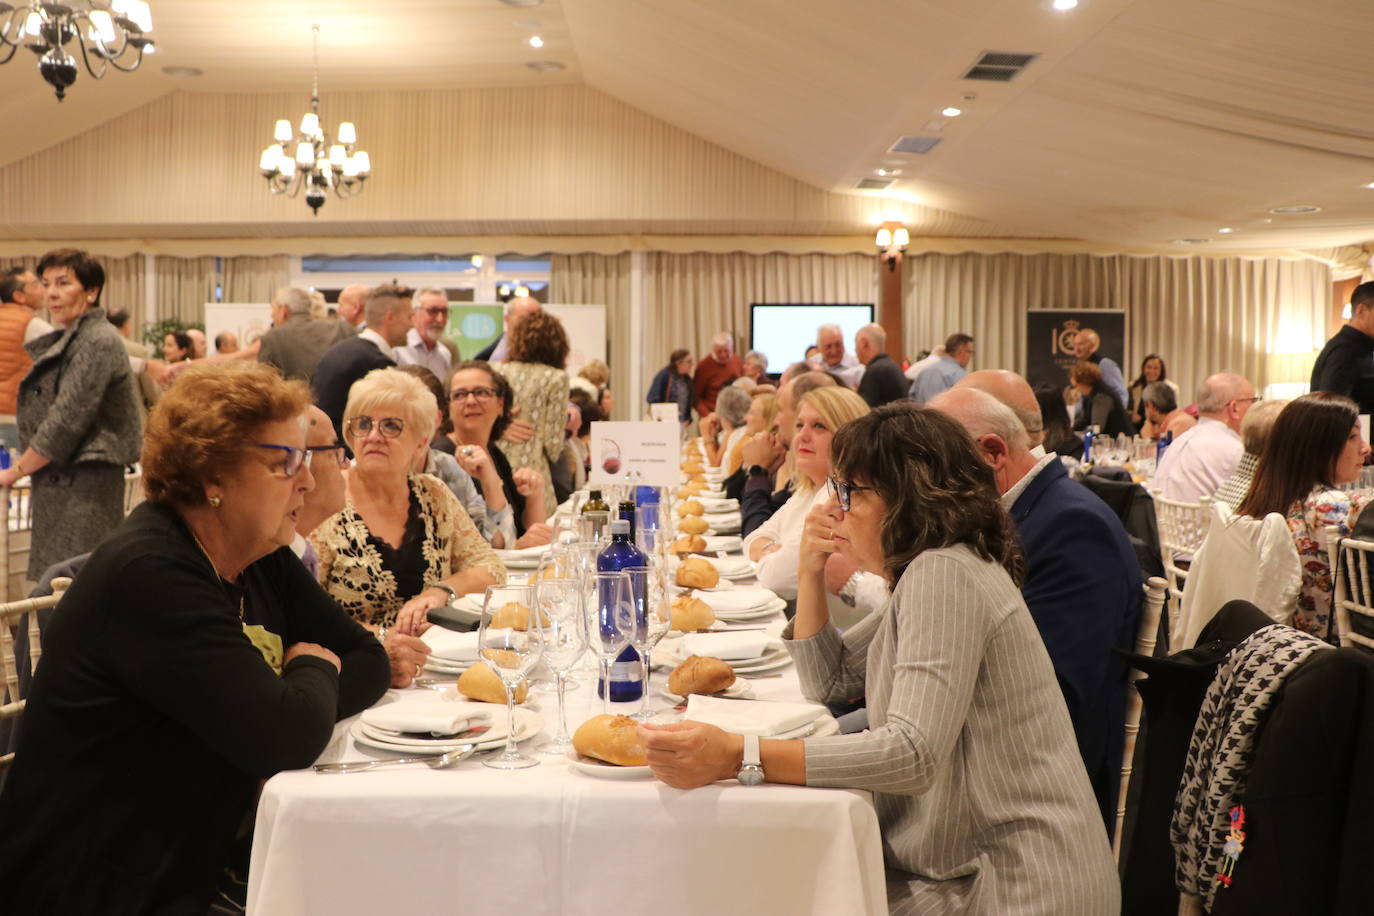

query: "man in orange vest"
(0, 268), (54, 450)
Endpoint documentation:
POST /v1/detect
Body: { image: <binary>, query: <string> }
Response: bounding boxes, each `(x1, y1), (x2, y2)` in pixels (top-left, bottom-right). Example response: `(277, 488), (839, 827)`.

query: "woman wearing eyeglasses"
(0, 362), (389, 914)
(310, 368), (505, 666)
(446, 360), (555, 548)
(639, 403), (1118, 914)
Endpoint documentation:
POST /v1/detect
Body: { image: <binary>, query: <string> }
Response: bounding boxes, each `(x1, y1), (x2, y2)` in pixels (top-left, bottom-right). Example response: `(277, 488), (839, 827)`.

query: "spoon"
(313, 744), (478, 775)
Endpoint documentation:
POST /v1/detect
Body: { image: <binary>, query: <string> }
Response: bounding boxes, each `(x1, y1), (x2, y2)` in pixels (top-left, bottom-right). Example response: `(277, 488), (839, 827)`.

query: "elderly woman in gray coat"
(0, 249), (141, 577)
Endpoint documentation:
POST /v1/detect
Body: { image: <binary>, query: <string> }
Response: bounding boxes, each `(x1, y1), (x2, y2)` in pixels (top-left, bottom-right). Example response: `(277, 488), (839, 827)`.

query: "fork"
(313, 744), (478, 774)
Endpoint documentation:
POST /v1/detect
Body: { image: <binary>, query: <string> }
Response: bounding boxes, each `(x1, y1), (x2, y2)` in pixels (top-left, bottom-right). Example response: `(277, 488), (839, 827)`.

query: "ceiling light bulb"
(295, 141), (316, 167)
(352, 151), (371, 175)
(273, 119), (293, 142)
(279, 158), (296, 177)
(299, 112), (320, 137)
(337, 121), (357, 144)
(1217, 227), (1234, 234)
(20, 11), (42, 39)
(499, 285), (512, 297)
(128, 0), (153, 32)
(342, 159), (360, 178)
(941, 107), (962, 117)
(893, 228), (910, 247)
(515, 285), (530, 298)
(875, 228), (892, 248)
(528, 36), (544, 48)
(471, 255), (484, 268)
(1363, 182), (1374, 190)
(1052, 0), (1079, 9)
(88, 11), (116, 43)
(259, 147), (280, 173)
(329, 144), (346, 166)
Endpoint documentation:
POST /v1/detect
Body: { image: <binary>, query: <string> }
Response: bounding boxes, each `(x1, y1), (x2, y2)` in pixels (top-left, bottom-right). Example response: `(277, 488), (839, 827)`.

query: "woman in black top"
(0, 362), (390, 915)
(446, 359), (554, 548)
(1070, 360), (1137, 438)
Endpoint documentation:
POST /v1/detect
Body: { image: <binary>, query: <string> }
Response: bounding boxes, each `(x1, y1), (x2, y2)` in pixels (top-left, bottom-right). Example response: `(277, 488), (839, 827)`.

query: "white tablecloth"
(247, 609), (887, 915)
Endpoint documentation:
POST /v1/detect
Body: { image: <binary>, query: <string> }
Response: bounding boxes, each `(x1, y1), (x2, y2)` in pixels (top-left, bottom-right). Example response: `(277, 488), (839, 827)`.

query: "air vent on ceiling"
(855, 178), (895, 191)
(889, 136), (942, 155)
(963, 51), (1038, 82)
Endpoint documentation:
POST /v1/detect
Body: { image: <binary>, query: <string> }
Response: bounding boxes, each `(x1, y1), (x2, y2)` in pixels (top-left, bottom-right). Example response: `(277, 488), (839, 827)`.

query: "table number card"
(649, 403), (679, 424)
(589, 421), (679, 487)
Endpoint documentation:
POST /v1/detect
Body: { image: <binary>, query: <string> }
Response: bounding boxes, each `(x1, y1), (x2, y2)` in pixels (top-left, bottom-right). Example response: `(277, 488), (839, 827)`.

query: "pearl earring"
(208, 495), (222, 508)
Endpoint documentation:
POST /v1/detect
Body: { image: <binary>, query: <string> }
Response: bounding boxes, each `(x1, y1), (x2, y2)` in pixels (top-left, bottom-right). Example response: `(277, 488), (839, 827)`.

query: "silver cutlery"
(733, 671), (785, 679)
(313, 744), (478, 774)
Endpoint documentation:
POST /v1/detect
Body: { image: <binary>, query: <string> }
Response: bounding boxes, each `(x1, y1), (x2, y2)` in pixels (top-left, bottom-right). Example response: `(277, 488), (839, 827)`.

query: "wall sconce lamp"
(875, 223), (909, 272)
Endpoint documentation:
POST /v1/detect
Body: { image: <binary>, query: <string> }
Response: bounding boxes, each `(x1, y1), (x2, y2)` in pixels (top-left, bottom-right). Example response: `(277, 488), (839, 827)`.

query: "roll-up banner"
(1025, 309), (1126, 389)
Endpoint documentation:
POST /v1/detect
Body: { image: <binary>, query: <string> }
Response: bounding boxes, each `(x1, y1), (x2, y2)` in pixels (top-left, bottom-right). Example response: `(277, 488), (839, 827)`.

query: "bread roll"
(572, 714), (648, 766)
(677, 515), (709, 536)
(457, 659), (529, 704)
(490, 601), (549, 631)
(670, 534), (707, 557)
(667, 655), (736, 697)
(681, 460), (704, 474)
(675, 555), (719, 588)
(676, 499), (705, 517)
(671, 595), (716, 631)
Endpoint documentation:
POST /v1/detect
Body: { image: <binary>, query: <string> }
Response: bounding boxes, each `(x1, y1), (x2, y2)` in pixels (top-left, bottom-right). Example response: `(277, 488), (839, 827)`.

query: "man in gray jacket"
(256, 286), (356, 382)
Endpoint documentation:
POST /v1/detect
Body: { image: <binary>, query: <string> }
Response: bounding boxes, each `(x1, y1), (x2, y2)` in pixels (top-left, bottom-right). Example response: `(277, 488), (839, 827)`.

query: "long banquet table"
(246, 557), (888, 915)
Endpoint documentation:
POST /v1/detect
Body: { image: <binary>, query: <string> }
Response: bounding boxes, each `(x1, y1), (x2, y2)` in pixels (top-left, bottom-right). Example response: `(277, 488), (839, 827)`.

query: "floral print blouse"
(494, 360), (569, 512)
(1287, 485), (1370, 641)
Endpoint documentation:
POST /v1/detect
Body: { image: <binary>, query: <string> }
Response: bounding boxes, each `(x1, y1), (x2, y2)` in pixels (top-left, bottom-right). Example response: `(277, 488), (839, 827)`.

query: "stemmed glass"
(626, 560), (672, 721)
(477, 584), (544, 770)
(585, 570), (633, 716)
(535, 577), (586, 755)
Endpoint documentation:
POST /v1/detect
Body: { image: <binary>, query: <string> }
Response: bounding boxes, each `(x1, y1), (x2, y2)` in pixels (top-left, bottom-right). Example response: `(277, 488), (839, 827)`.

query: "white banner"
(205, 302), (270, 353)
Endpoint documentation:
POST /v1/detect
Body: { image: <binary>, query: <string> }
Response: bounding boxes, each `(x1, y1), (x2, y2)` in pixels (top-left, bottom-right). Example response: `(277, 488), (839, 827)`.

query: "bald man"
(1071, 328), (1128, 415)
(930, 386), (1141, 832)
(954, 369), (1045, 450)
(1152, 372), (1256, 502)
(854, 323), (907, 407)
(336, 284), (372, 329)
(475, 295), (540, 363)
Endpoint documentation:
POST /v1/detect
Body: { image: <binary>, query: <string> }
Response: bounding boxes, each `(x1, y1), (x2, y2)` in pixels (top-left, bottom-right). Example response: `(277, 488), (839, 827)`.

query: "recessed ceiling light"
(941, 106), (963, 117)
(1173, 238), (1211, 245)
(875, 168), (902, 177)
(1363, 182), (1374, 190)
(525, 60), (565, 72)
(1052, 0), (1079, 9)
(498, 0), (543, 7)
(1268, 205), (1321, 214)
(527, 35), (544, 48)
(160, 65), (202, 79)
(1217, 227), (1234, 234)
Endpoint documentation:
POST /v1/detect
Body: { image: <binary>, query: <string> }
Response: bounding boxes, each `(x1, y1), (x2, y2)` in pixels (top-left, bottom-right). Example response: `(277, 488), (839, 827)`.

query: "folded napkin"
(707, 556), (753, 578)
(361, 696), (492, 736)
(694, 587), (777, 613)
(681, 632), (773, 660)
(683, 695), (827, 737)
(421, 627), (480, 662)
(702, 535), (743, 553)
(495, 545), (552, 561)
(697, 497), (739, 512)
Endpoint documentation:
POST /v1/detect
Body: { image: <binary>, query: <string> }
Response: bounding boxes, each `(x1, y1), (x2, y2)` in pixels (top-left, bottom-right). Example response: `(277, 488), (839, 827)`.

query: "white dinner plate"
(655, 638), (790, 672)
(711, 601), (787, 622)
(350, 706), (541, 754)
(771, 714), (840, 740)
(659, 680), (754, 703)
(702, 535), (743, 553)
(423, 658), (473, 675)
(358, 720), (502, 748)
(566, 752), (653, 780)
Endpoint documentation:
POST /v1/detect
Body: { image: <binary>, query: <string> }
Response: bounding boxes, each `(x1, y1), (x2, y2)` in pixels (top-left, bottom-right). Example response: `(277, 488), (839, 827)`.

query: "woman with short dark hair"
(0, 362), (389, 913)
(640, 403), (1119, 914)
(647, 348), (695, 424)
(1238, 392), (1372, 639)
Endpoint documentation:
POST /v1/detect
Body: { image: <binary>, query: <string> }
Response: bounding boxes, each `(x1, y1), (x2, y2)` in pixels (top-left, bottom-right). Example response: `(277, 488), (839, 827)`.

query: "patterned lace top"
(1286, 485), (1370, 641)
(310, 472), (507, 628)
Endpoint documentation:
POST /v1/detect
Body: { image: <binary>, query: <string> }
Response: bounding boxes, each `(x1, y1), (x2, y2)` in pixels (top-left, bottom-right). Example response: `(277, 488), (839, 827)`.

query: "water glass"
(584, 570), (634, 716)
(535, 577), (586, 755)
(477, 584), (544, 770)
(625, 561), (672, 720)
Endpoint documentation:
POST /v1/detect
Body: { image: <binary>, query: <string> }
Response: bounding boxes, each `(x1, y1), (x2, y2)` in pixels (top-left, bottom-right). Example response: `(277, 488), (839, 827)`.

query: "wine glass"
(477, 584), (544, 770)
(535, 577), (586, 755)
(625, 561), (672, 721)
(585, 570), (633, 716)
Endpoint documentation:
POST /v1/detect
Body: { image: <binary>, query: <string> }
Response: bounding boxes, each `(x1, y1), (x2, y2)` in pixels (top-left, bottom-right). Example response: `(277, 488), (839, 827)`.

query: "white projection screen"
(749, 303), (874, 373)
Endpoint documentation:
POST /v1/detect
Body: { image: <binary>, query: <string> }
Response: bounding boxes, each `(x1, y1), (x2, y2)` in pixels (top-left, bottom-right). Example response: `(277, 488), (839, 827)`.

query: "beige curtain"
(0, 253), (147, 331)
(549, 253), (632, 419)
(904, 252), (1330, 403)
(152, 256), (217, 326)
(221, 255), (292, 305)
(644, 252), (876, 391)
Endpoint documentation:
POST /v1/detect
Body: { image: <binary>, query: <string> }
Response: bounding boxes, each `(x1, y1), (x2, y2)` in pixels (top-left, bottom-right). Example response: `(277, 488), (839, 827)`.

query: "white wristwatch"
(738, 733), (764, 786)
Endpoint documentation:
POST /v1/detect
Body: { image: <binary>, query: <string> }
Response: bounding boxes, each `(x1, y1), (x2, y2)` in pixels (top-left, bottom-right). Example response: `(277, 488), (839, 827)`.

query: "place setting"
(341, 692), (543, 760)
(654, 631), (794, 677)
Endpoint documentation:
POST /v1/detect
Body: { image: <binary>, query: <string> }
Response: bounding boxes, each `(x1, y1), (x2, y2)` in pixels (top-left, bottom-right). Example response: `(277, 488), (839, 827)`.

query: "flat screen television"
(749, 303), (875, 372)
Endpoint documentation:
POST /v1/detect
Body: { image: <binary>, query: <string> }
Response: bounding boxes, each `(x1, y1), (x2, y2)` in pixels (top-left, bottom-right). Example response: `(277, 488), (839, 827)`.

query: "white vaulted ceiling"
(1, 0), (1372, 250)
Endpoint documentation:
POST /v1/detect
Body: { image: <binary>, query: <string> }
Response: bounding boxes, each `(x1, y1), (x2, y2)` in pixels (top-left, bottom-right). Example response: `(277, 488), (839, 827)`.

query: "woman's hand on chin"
(394, 591), (445, 637)
(382, 632), (431, 688)
(514, 523), (554, 548)
(800, 502), (841, 576)
(637, 721), (742, 789)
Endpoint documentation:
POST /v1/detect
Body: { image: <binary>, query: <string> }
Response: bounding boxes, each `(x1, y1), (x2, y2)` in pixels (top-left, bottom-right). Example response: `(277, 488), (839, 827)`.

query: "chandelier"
(0, 1), (156, 101)
(258, 25), (371, 216)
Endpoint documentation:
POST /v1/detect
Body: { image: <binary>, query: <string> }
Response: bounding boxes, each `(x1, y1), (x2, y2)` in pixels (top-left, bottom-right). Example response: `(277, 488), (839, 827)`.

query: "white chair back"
(1150, 490), (1212, 651)
(0, 576), (72, 772)
(1113, 575), (1168, 861)
(1327, 528), (1374, 652)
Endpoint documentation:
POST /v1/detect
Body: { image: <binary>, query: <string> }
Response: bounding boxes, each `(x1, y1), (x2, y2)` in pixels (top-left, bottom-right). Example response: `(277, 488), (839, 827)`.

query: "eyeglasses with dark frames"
(306, 443), (350, 468)
(255, 444), (311, 477)
(346, 416), (406, 440)
(827, 476), (874, 513)
(449, 387), (498, 403)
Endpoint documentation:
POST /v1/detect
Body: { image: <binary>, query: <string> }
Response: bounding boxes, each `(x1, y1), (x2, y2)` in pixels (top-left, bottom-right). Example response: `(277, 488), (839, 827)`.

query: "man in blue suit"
(932, 385), (1142, 833)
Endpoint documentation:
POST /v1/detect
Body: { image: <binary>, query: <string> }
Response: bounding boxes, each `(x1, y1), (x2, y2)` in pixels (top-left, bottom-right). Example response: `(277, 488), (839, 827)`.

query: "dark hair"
(1131, 353), (1169, 390)
(668, 348), (691, 371)
(1035, 383), (1076, 452)
(568, 388), (594, 413)
(507, 310), (570, 369)
(166, 331), (192, 354)
(1238, 392), (1360, 519)
(36, 248), (104, 306)
(451, 359), (513, 442)
(363, 282), (414, 327)
(578, 402), (603, 437)
(830, 402), (1024, 585)
(106, 309), (130, 330)
(0, 267), (28, 304)
(945, 333), (974, 354)
(396, 363), (452, 437)
(1352, 281), (1374, 312)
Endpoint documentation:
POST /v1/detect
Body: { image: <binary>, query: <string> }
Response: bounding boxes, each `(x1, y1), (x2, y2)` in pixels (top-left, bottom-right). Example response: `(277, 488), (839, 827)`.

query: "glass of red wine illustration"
(601, 439), (622, 475)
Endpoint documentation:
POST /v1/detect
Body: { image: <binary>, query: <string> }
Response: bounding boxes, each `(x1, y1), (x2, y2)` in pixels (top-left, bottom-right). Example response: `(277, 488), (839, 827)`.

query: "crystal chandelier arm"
(0, 6), (25, 54)
(72, 7), (148, 74)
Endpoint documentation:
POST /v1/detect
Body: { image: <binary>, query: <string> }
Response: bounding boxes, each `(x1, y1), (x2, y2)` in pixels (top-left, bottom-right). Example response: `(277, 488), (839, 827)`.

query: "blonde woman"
(725, 393), (777, 477)
(743, 386), (870, 602)
(311, 368), (505, 684)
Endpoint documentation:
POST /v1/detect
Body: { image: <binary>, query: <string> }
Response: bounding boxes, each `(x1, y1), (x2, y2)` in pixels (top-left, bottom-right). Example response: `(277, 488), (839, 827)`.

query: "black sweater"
(0, 501), (389, 914)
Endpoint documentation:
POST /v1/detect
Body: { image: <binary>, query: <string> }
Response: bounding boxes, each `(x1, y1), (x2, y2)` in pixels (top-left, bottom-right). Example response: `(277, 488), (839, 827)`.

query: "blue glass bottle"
(1083, 427), (1095, 464)
(1156, 430), (1174, 464)
(596, 518), (645, 702)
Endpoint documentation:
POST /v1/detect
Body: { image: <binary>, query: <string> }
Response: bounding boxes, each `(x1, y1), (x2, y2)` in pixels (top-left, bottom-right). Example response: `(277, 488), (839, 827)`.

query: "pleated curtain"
(152, 256), (218, 326)
(221, 255), (292, 306)
(904, 253), (1330, 402)
(549, 253), (632, 419)
(0, 253), (147, 331)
